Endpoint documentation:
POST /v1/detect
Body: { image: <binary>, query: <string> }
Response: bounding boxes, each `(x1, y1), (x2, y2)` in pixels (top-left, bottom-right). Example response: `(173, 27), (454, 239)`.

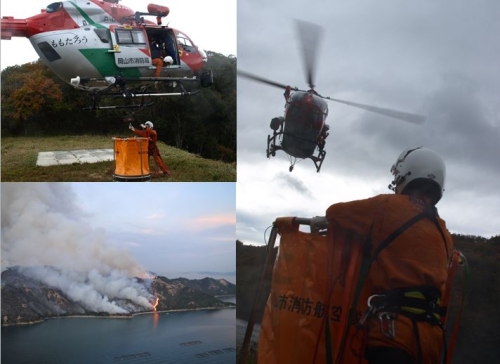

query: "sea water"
(1, 296), (236, 364)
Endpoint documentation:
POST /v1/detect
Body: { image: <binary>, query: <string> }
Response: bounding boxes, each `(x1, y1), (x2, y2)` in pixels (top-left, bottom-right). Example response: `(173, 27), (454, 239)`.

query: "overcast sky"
(0, 0), (236, 69)
(237, 0), (500, 245)
(2, 183), (236, 283)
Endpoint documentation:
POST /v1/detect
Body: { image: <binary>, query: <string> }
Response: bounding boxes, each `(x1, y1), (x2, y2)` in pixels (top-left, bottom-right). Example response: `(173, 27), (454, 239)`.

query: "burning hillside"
(1, 184), (235, 326)
(1, 268), (235, 325)
(1, 184), (156, 318)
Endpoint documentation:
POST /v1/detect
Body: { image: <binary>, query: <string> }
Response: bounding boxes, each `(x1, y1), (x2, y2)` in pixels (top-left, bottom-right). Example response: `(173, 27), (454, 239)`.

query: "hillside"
(1, 268), (236, 326)
(153, 277), (236, 311)
(1, 52), (236, 163)
(169, 277), (237, 296)
(236, 235), (500, 363)
(236, 240), (277, 321)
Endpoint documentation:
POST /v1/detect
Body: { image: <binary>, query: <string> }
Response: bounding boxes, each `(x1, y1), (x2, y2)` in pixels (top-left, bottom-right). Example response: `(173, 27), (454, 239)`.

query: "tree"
(1, 52), (237, 162)
(1, 61), (66, 132)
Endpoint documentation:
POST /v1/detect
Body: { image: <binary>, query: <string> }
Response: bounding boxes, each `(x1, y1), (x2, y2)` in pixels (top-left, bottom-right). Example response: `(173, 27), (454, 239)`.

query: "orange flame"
(152, 297), (159, 311)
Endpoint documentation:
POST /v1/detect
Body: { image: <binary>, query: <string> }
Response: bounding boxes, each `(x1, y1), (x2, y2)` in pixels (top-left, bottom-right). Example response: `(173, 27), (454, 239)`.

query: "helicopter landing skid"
(266, 131), (282, 158)
(84, 91), (155, 111)
(267, 130), (326, 173)
(81, 76), (200, 111)
(309, 148), (326, 173)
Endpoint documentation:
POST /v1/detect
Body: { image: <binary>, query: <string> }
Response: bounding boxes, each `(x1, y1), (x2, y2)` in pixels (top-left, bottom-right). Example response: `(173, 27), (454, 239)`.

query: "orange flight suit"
(152, 58), (163, 78)
(326, 194), (453, 363)
(132, 127), (170, 174)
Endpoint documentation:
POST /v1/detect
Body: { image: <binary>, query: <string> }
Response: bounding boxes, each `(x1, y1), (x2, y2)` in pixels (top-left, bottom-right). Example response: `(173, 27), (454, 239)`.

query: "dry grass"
(1, 135), (236, 182)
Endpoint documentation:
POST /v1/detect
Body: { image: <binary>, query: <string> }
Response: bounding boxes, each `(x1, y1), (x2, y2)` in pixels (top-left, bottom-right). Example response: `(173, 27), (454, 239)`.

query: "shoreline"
(2, 304), (236, 327)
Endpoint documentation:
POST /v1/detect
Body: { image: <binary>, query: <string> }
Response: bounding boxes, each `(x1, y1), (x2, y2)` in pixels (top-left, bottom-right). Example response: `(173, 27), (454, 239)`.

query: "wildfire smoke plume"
(1, 183), (154, 314)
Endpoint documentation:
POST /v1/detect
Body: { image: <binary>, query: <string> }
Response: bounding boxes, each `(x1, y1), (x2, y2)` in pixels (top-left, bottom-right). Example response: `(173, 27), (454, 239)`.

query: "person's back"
(129, 121), (170, 176)
(327, 147), (453, 364)
(132, 125), (157, 146)
(328, 192), (452, 363)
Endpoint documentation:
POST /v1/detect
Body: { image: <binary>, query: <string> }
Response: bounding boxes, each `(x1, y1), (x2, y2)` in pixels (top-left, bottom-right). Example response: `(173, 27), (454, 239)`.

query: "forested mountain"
(0, 51), (236, 162)
(168, 277), (237, 296)
(236, 235), (500, 363)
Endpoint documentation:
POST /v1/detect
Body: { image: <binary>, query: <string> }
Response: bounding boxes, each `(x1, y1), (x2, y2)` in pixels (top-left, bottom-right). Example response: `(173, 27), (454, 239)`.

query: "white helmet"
(389, 147), (446, 203)
(145, 121), (154, 129)
(163, 56), (173, 65)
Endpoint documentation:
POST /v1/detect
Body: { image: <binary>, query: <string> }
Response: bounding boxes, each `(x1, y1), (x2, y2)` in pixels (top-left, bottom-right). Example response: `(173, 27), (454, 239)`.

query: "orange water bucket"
(112, 137), (151, 181)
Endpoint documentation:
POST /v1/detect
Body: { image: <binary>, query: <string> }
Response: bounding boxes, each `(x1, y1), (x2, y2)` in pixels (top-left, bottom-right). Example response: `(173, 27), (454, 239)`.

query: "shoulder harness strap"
(372, 204), (449, 261)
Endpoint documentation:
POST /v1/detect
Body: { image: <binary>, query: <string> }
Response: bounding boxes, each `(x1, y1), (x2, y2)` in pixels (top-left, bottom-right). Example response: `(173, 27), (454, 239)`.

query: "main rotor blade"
(321, 96), (426, 124)
(295, 20), (323, 90)
(238, 70), (296, 91)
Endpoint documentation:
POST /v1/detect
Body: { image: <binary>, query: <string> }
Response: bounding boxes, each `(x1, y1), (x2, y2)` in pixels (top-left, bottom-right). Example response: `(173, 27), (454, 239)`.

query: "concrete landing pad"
(36, 149), (114, 167)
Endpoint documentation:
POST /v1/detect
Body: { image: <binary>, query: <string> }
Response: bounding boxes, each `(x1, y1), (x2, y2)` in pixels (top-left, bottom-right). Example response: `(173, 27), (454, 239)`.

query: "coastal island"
(1, 267), (236, 326)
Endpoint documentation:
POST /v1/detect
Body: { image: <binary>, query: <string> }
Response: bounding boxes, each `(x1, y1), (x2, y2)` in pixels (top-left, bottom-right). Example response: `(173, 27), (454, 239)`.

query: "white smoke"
(1, 183), (154, 313)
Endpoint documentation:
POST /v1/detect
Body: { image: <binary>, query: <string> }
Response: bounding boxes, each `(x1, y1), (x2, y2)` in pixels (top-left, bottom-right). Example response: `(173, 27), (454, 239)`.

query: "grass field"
(1, 135), (236, 182)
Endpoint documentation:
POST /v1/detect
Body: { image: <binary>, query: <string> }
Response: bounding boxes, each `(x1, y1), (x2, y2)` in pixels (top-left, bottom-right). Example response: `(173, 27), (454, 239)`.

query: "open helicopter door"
(109, 26), (150, 70)
(144, 28), (182, 68)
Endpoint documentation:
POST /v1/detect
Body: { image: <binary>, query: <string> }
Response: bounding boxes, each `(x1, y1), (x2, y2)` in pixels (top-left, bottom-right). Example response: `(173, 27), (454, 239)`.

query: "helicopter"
(0, 0), (214, 110)
(238, 20), (426, 173)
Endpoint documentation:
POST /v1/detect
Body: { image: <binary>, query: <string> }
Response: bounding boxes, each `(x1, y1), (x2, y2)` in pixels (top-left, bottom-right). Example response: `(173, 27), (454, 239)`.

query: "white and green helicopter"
(1, 0), (214, 110)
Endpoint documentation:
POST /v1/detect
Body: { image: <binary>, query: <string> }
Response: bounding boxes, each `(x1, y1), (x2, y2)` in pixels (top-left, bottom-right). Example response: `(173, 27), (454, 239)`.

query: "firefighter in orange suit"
(129, 121), (170, 177)
(150, 38), (163, 78)
(327, 147), (453, 364)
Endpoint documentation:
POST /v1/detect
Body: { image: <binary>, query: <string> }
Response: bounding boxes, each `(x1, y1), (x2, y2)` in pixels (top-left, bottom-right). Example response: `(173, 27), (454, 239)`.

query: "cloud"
(188, 213), (236, 230)
(236, 0), (500, 242)
(147, 212), (168, 220)
(276, 172), (314, 198)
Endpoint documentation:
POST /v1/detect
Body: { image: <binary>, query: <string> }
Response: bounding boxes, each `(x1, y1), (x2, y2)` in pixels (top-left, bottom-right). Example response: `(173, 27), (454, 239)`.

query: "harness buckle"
(358, 294), (385, 327)
(378, 312), (396, 339)
(367, 294), (385, 308)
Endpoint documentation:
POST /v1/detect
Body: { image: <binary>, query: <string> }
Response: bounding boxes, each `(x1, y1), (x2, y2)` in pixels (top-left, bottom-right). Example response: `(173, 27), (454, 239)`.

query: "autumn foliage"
(1, 53), (236, 162)
(2, 62), (64, 123)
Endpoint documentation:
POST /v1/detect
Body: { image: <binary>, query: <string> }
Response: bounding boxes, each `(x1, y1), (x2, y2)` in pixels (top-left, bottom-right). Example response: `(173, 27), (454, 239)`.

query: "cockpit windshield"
(46, 2), (63, 13)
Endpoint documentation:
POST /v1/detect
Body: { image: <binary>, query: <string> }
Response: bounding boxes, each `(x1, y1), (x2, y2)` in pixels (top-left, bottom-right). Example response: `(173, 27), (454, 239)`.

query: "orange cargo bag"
(258, 218), (370, 364)
(113, 137), (150, 180)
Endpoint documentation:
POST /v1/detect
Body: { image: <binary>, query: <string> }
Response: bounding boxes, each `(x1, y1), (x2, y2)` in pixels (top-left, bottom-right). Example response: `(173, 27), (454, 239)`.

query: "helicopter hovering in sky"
(1, 0), (213, 110)
(239, 20), (426, 173)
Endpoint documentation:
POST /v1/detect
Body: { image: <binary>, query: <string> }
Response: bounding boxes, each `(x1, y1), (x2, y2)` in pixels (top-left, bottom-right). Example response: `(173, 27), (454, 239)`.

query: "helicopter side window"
(176, 33), (195, 53)
(116, 30), (132, 44)
(37, 41), (61, 62)
(131, 30), (146, 45)
(115, 29), (146, 46)
(46, 2), (63, 13)
(94, 29), (110, 43)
